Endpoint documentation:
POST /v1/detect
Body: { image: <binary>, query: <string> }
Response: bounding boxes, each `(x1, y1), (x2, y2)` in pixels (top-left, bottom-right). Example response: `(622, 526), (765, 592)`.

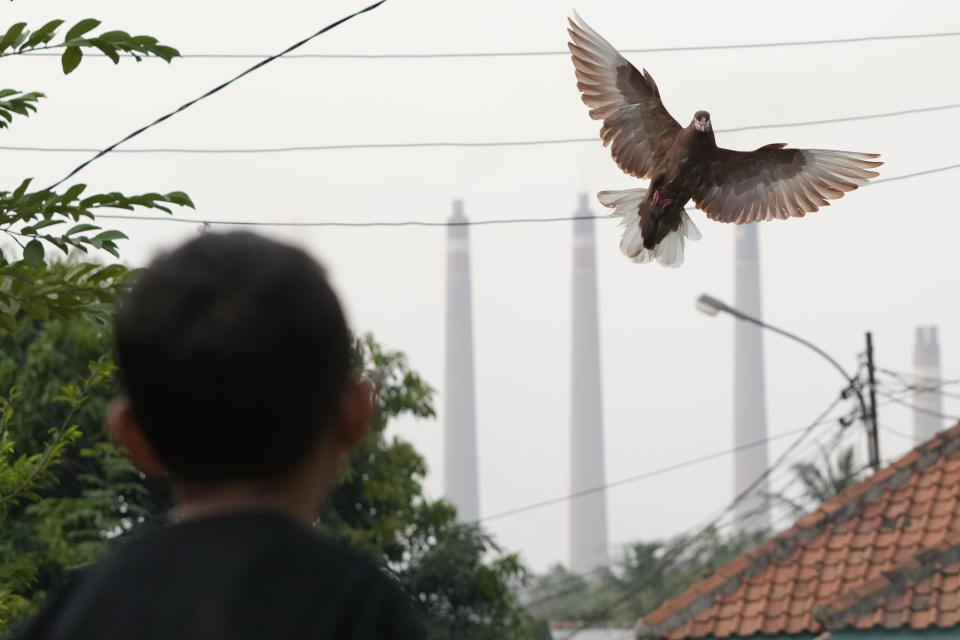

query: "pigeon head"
(692, 110), (711, 133)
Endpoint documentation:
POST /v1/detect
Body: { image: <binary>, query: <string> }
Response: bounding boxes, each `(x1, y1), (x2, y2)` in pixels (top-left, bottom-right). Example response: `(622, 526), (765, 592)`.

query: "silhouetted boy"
(10, 232), (425, 639)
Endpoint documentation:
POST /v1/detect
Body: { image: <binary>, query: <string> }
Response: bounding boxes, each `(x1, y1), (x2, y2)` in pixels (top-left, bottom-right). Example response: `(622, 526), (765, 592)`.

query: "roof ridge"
(644, 422), (960, 635)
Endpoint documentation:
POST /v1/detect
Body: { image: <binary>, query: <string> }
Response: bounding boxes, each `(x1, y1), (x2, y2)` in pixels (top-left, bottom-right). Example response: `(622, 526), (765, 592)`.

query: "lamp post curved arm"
(696, 293), (877, 470)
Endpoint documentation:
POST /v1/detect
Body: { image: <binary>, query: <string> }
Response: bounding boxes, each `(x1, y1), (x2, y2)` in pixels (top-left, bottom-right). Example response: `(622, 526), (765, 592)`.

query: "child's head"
(112, 232), (367, 491)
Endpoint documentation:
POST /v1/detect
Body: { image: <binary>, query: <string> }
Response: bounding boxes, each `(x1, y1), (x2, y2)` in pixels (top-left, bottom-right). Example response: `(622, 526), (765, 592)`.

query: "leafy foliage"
(321, 335), (538, 639)
(526, 528), (767, 624)
(1, 178), (193, 258)
(0, 19), (180, 72)
(0, 353), (119, 629)
(0, 15), (187, 634)
(0, 17), (535, 636)
(0, 315), (170, 634)
(0, 321), (537, 638)
(0, 16), (191, 335)
(0, 90), (44, 129)
(768, 445), (862, 516)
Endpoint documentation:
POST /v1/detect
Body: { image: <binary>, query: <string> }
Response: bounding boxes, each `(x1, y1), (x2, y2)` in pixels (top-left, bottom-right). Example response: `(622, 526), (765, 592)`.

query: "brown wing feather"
(692, 145), (882, 224)
(568, 13), (682, 180)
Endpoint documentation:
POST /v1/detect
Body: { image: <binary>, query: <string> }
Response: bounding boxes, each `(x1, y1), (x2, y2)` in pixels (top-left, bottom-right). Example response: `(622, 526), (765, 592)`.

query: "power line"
(525, 410), (855, 609)
(94, 213), (606, 227)
(871, 163), (960, 184)
(44, 0), (389, 190)
(875, 375), (960, 401)
(474, 419), (840, 525)
(561, 394), (845, 638)
(875, 371), (960, 400)
(878, 367), (960, 386)
(15, 30), (960, 60)
(880, 423), (915, 441)
(875, 389), (960, 421)
(86, 160), (960, 229)
(5, 102), (958, 155)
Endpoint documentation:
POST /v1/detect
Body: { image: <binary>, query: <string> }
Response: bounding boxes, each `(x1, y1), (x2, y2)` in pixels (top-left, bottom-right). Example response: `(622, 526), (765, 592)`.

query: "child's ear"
(107, 397), (169, 476)
(336, 379), (374, 451)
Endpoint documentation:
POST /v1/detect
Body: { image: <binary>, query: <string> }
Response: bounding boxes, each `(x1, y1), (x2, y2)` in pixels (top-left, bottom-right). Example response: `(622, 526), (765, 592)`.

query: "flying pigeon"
(568, 13), (882, 267)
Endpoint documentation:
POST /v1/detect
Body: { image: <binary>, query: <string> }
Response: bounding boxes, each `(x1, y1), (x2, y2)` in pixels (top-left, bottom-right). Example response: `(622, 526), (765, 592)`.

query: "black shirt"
(8, 512), (425, 640)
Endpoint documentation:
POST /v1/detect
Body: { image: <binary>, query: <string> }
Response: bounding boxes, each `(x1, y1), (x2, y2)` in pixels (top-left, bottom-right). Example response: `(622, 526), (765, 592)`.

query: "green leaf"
(0, 312), (15, 333)
(61, 183), (86, 202)
(164, 191), (195, 208)
(92, 230), (127, 242)
(128, 35), (158, 46)
(61, 46), (82, 74)
(97, 30), (130, 43)
(22, 240), (44, 267)
(12, 178), (32, 199)
(22, 19), (64, 50)
(4, 101), (28, 116)
(153, 45), (180, 62)
(89, 39), (119, 64)
(19, 299), (49, 321)
(88, 264), (126, 283)
(0, 23), (27, 53)
(0, 89), (17, 98)
(65, 223), (99, 236)
(28, 219), (63, 232)
(64, 18), (102, 42)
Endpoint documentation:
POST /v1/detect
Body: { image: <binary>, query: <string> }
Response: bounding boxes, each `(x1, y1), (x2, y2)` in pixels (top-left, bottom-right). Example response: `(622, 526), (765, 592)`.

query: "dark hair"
(114, 232), (351, 483)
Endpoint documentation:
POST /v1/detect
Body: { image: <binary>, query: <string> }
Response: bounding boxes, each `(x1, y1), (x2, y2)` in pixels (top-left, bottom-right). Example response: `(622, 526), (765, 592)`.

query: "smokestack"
(732, 225), (771, 533)
(913, 326), (943, 443)
(570, 193), (609, 574)
(444, 200), (480, 522)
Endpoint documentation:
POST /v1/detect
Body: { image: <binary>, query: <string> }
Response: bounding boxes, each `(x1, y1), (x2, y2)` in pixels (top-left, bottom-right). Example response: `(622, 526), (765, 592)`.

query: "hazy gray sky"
(5, 0), (959, 571)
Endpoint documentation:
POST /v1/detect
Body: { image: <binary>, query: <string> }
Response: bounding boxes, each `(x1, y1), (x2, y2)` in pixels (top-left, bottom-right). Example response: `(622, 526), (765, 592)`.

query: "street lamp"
(696, 293), (879, 471)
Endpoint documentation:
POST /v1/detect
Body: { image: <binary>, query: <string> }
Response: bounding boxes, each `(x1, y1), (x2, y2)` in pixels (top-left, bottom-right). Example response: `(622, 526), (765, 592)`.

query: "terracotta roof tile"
(761, 612), (788, 635)
(713, 617), (740, 637)
(939, 608), (960, 628)
(884, 609), (905, 628)
(642, 422), (960, 638)
(743, 580), (770, 601)
(768, 579), (795, 600)
(932, 498), (956, 517)
(736, 614), (763, 636)
(785, 613), (809, 634)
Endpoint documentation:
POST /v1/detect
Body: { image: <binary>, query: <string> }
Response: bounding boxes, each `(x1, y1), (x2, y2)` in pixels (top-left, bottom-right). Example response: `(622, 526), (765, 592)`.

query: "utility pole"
(865, 332), (880, 471)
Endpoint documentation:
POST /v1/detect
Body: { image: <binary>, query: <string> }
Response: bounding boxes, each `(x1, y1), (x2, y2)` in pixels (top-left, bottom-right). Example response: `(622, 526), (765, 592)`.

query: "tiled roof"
(641, 423), (960, 638)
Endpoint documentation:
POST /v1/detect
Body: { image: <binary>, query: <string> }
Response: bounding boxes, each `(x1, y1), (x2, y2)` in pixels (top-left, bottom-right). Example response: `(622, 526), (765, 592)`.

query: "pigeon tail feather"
(597, 188), (700, 268)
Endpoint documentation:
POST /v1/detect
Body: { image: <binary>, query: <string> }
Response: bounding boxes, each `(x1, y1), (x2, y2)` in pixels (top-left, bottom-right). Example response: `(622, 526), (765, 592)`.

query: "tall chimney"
(570, 193), (609, 573)
(913, 326), (943, 443)
(444, 200), (480, 522)
(732, 225), (772, 533)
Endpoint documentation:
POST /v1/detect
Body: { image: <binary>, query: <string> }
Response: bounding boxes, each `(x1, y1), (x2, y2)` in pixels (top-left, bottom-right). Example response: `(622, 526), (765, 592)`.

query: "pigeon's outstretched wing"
(568, 12), (681, 180)
(692, 145), (882, 224)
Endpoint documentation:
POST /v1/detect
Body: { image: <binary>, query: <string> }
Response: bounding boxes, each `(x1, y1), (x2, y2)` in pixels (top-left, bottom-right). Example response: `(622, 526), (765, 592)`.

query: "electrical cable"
(521, 410), (851, 611)
(475, 423), (819, 525)
(879, 423), (915, 441)
(874, 390), (960, 421)
(83, 160), (960, 229)
(43, 0), (389, 190)
(14, 29), (960, 59)
(3, 102), (957, 155)
(528, 394), (845, 631)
